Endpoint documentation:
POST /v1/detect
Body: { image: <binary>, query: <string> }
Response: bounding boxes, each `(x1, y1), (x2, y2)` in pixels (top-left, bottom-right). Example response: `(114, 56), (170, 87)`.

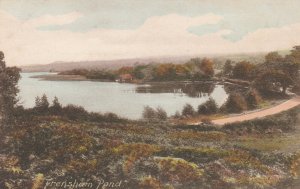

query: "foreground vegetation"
(1, 102), (300, 188)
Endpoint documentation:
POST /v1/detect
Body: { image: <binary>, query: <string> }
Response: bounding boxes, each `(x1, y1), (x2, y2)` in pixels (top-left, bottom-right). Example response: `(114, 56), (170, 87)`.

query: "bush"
(173, 111), (181, 119)
(34, 94), (50, 114)
(246, 89), (262, 109)
(155, 107), (167, 121)
(142, 106), (168, 121)
(222, 93), (247, 113)
(198, 98), (218, 115)
(49, 96), (62, 115)
(62, 104), (88, 120)
(143, 106), (157, 120)
(182, 104), (196, 117)
(103, 112), (121, 122)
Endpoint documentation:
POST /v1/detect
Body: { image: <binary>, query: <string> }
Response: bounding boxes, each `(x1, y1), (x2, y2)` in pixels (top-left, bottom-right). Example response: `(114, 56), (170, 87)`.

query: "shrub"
(62, 104), (88, 120)
(198, 98), (218, 115)
(34, 94), (50, 114)
(155, 157), (203, 183)
(143, 106), (168, 121)
(138, 176), (162, 189)
(155, 107), (167, 121)
(222, 93), (247, 113)
(232, 61), (256, 80)
(49, 96), (62, 115)
(182, 104), (196, 117)
(103, 112), (120, 122)
(87, 112), (105, 122)
(143, 106), (156, 120)
(246, 89), (262, 109)
(173, 111), (181, 119)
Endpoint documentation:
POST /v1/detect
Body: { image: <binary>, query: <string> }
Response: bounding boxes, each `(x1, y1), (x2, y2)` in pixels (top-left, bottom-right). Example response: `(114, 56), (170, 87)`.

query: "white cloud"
(0, 10), (300, 66)
(26, 12), (83, 27)
(234, 23), (300, 52)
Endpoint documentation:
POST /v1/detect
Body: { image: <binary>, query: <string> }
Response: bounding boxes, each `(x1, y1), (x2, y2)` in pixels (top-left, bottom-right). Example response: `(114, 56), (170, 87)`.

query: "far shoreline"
(28, 72), (239, 86)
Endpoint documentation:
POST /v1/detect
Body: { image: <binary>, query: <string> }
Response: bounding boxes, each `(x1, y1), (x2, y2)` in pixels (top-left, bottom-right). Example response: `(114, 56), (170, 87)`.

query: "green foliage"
(169, 131), (227, 141)
(198, 97), (218, 115)
(286, 45), (300, 64)
(132, 65), (146, 79)
(254, 47), (300, 95)
(254, 70), (293, 95)
(200, 58), (214, 77)
(143, 106), (157, 120)
(222, 93), (248, 113)
(2, 104), (300, 189)
(0, 51), (21, 124)
(34, 94), (50, 114)
(265, 51), (284, 64)
(59, 57), (216, 82)
(86, 70), (116, 81)
(152, 63), (188, 81)
(62, 104), (89, 120)
(155, 157), (203, 183)
(49, 96), (62, 114)
(3, 48), (300, 189)
(181, 103), (196, 117)
(138, 176), (163, 189)
(232, 61), (256, 80)
(155, 107), (167, 121)
(245, 89), (262, 109)
(143, 106), (168, 121)
(222, 59), (233, 77)
(59, 69), (89, 75)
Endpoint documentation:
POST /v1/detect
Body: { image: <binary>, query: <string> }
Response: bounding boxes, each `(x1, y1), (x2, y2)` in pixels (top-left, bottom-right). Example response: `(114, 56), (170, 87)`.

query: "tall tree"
(254, 70), (293, 95)
(223, 60), (233, 77)
(265, 52), (283, 64)
(50, 96), (62, 114)
(200, 58), (214, 77)
(34, 94), (49, 114)
(232, 61), (256, 80)
(0, 51), (21, 125)
(286, 46), (300, 64)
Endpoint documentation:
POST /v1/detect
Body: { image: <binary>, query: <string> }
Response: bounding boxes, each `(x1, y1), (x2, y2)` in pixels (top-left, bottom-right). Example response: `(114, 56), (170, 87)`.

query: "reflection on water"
(136, 82), (216, 98)
(223, 83), (248, 95)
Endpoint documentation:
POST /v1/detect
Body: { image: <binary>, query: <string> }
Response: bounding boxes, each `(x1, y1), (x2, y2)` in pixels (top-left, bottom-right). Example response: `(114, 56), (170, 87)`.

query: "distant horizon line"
(17, 49), (282, 67)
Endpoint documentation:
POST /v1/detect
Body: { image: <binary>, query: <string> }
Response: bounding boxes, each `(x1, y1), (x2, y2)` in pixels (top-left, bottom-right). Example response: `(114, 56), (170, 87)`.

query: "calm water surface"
(18, 72), (228, 119)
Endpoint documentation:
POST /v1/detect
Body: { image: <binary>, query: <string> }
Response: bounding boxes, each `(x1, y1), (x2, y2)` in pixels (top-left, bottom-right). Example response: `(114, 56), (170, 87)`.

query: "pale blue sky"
(2, 0), (300, 41)
(1, 0), (300, 65)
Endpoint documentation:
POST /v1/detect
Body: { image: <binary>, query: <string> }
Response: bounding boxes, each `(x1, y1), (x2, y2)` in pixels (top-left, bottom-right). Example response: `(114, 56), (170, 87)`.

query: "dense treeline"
(59, 57), (215, 82)
(221, 46), (300, 96)
(15, 94), (127, 123)
(60, 46), (300, 98)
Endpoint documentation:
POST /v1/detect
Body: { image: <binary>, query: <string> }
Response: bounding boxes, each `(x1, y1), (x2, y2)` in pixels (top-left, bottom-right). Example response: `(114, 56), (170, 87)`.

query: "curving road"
(211, 95), (300, 125)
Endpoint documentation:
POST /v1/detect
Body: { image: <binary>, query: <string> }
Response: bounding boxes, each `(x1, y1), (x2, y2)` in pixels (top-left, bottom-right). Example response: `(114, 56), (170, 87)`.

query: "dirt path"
(210, 95), (300, 125)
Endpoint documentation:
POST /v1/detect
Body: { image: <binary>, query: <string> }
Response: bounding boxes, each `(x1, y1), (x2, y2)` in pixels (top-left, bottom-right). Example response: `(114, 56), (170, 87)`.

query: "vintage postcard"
(0, 0), (300, 188)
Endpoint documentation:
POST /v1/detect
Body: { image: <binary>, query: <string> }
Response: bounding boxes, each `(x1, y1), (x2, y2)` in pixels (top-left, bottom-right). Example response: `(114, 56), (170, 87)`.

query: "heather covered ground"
(1, 106), (300, 189)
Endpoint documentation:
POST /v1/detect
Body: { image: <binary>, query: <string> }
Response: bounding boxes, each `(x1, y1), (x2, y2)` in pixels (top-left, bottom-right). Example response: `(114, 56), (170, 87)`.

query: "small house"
(118, 74), (133, 82)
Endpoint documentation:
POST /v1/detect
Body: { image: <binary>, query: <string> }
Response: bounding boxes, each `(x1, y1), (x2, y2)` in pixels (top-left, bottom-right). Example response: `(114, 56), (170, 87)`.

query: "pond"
(18, 72), (229, 119)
